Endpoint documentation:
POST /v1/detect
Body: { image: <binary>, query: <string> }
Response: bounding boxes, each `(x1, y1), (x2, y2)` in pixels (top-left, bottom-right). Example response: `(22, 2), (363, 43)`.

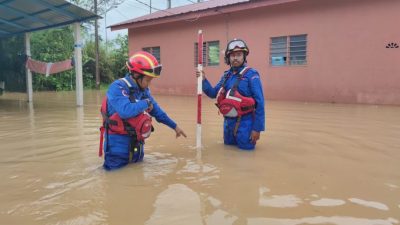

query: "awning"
(0, 0), (99, 38)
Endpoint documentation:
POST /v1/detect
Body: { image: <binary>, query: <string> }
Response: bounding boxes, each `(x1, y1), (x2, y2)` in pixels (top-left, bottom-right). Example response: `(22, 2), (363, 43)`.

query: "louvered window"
(270, 34), (307, 66)
(194, 41), (220, 66)
(142, 46), (161, 63)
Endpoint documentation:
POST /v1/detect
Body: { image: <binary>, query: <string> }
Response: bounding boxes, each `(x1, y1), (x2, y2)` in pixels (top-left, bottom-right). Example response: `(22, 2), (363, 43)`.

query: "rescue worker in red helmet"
(100, 51), (187, 170)
(196, 39), (265, 150)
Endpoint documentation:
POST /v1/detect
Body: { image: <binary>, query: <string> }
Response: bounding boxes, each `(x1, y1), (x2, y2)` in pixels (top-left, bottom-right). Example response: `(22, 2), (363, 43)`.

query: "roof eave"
(110, 0), (301, 31)
(111, 9), (221, 31)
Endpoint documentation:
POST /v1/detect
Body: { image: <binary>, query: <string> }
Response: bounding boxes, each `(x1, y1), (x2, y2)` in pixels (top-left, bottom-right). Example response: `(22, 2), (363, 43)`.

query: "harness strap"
(231, 67), (250, 92)
(120, 77), (139, 132)
(129, 137), (135, 162)
(216, 71), (230, 98)
(232, 67), (251, 137)
(129, 137), (142, 163)
(101, 111), (118, 127)
(124, 120), (137, 136)
(233, 116), (242, 137)
(221, 67), (249, 89)
(120, 77), (132, 87)
(99, 97), (111, 158)
(99, 127), (105, 157)
(218, 67), (251, 100)
(99, 100), (111, 157)
(221, 70), (230, 84)
(239, 66), (249, 76)
(233, 111), (256, 137)
(120, 77), (137, 102)
(241, 105), (255, 111)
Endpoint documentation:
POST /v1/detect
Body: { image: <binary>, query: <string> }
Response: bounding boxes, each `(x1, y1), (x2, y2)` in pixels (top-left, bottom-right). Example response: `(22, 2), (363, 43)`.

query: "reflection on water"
(310, 198), (346, 207)
(146, 184), (202, 225)
(1, 91), (400, 225)
(349, 198), (389, 211)
(248, 216), (398, 225)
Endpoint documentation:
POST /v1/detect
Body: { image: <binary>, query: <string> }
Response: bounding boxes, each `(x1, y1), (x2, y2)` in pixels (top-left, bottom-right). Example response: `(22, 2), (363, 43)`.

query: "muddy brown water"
(0, 91), (399, 225)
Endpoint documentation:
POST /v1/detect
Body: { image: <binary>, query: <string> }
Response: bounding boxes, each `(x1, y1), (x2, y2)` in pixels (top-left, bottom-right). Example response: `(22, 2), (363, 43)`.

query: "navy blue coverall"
(103, 74), (177, 170)
(202, 64), (265, 150)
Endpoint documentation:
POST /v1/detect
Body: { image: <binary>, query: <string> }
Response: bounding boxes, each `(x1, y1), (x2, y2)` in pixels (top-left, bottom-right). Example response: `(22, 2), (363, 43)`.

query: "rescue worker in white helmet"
(100, 51), (187, 170)
(196, 39), (265, 150)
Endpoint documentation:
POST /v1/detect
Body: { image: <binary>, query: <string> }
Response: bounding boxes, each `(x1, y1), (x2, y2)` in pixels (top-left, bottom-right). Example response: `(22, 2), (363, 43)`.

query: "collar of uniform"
(123, 74), (150, 93)
(122, 74), (139, 89)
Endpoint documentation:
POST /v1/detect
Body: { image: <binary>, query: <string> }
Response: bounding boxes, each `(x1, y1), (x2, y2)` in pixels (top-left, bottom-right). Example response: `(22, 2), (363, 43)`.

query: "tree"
(67, 0), (125, 15)
(110, 34), (129, 78)
(68, 0), (126, 88)
(83, 34), (128, 85)
(30, 27), (75, 91)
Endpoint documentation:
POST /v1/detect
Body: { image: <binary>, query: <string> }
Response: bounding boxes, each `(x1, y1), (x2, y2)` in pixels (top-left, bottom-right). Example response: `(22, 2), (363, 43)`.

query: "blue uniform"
(103, 74), (177, 170)
(202, 64), (265, 150)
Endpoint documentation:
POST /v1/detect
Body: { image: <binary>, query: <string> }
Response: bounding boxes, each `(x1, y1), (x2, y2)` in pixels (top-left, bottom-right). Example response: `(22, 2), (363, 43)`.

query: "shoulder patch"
(121, 89), (129, 97)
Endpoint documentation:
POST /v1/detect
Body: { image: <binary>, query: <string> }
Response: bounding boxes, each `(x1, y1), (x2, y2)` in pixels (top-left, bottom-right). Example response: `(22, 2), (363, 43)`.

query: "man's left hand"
(250, 131), (260, 144)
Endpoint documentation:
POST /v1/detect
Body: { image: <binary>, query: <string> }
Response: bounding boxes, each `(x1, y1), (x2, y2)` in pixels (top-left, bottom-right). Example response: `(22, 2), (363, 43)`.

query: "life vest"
(99, 77), (152, 156)
(216, 67), (256, 117)
(100, 97), (152, 139)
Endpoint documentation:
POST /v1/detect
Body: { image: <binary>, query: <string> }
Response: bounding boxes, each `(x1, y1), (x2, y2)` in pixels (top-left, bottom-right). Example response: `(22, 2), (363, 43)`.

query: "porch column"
(73, 22), (83, 106)
(25, 33), (33, 102)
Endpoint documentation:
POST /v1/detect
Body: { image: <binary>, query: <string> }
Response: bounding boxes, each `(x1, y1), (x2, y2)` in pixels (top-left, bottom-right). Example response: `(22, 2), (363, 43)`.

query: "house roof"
(0, 0), (99, 38)
(110, 0), (301, 31)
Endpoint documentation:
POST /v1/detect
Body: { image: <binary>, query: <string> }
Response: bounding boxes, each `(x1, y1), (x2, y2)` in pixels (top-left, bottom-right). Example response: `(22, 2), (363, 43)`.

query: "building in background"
(110, 0), (400, 105)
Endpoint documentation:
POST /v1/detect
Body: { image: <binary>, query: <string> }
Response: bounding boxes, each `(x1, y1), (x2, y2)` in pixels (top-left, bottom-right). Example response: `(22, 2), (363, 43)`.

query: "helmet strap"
(131, 72), (145, 91)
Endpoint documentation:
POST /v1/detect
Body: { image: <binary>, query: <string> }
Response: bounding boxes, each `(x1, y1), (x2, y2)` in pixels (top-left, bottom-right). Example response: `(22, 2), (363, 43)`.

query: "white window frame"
(270, 34), (307, 66)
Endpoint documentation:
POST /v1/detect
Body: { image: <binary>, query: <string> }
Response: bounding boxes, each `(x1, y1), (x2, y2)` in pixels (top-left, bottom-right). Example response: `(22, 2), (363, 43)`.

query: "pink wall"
(127, 0), (400, 105)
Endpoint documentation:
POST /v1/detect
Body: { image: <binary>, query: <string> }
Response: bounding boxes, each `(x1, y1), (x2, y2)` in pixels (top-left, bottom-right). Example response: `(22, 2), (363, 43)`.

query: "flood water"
(0, 90), (399, 225)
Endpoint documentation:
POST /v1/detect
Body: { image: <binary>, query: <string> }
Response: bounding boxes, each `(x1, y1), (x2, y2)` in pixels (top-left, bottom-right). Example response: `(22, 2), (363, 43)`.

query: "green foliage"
(83, 33), (128, 86)
(31, 27), (75, 91)
(110, 34), (129, 78)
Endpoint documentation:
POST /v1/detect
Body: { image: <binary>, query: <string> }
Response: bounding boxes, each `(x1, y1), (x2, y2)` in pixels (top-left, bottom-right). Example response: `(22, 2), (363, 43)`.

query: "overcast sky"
(100, 0), (202, 40)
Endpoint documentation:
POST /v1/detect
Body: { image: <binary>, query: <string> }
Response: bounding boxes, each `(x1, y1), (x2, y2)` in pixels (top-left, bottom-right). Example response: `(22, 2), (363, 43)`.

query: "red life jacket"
(100, 97), (152, 138)
(216, 67), (256, 117)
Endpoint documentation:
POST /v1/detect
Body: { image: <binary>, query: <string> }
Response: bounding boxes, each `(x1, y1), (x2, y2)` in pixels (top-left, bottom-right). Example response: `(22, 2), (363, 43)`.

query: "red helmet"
(126, 51), (162, 78)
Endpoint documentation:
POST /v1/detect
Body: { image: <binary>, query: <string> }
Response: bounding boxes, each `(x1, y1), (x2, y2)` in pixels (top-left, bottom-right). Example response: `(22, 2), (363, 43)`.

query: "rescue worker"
(196, 39), (265, 150)
(100, 51), (187, 170)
